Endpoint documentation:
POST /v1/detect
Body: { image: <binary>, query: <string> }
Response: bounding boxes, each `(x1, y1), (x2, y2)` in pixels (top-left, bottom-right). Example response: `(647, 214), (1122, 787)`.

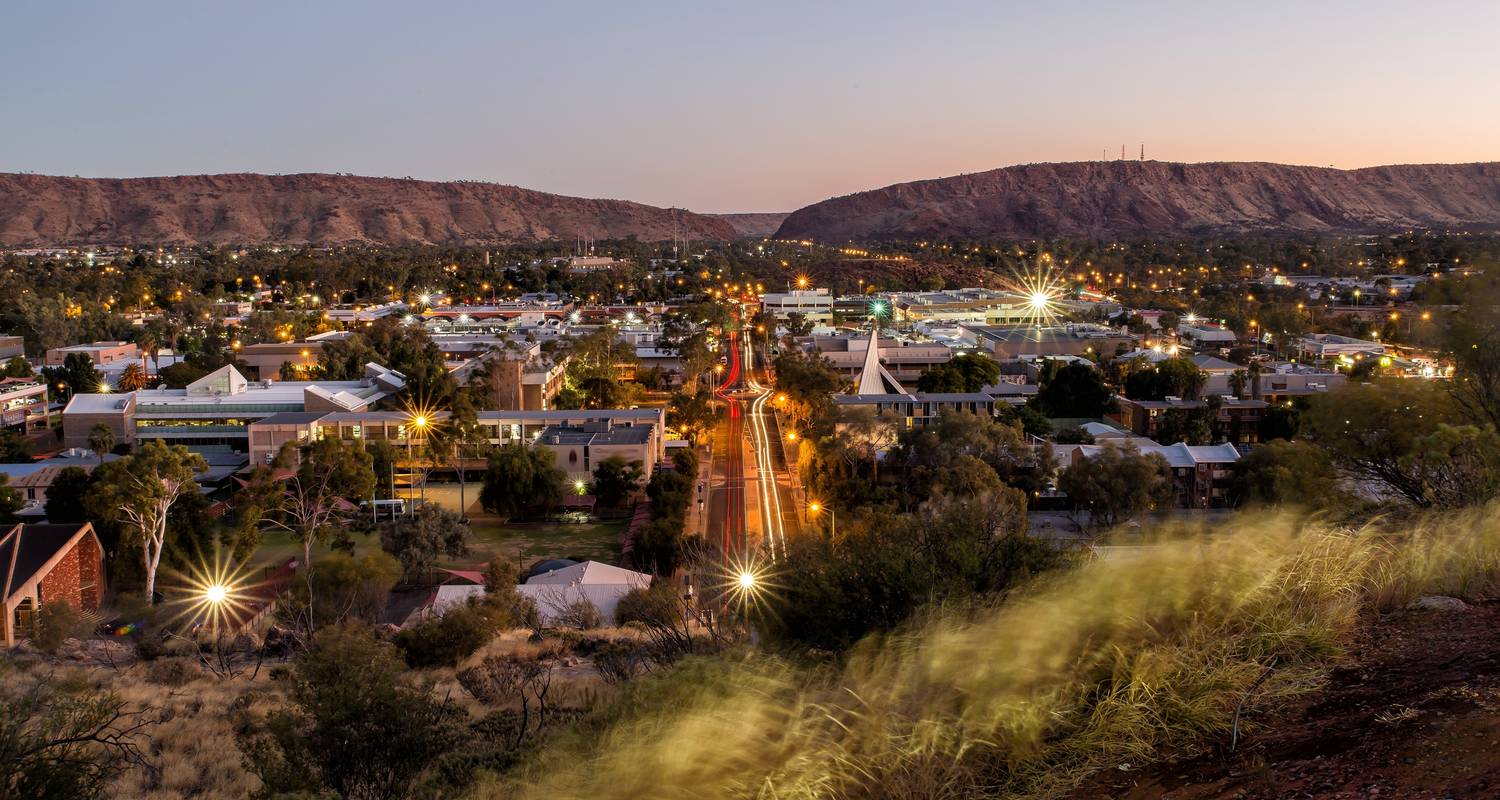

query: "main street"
(704, 321), (798, 569)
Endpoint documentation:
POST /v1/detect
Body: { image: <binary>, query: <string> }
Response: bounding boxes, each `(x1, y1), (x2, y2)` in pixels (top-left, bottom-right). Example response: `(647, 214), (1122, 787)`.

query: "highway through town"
(705, 320), (796, 568)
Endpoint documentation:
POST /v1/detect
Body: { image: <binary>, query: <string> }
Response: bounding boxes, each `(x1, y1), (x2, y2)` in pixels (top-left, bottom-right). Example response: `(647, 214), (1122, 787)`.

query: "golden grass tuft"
(496, 503), (1500, 799)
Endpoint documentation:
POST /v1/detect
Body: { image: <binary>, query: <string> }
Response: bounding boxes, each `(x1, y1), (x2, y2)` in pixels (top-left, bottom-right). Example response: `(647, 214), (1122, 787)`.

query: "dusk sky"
(5, 0), (1499, 213)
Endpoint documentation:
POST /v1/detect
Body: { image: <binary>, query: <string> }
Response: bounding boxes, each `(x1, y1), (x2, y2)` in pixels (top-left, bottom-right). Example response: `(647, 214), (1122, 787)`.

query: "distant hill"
(712, 212), (790, 238)
(0, 172), (738, 246)
(774, 160), (1500, 242)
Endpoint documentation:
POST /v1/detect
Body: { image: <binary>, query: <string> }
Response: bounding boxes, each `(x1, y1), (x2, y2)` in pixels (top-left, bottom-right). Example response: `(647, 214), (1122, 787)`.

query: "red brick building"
(1, 523), (105, 646)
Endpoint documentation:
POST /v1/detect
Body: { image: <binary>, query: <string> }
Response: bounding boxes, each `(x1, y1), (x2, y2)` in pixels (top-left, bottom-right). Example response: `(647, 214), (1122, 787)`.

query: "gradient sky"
(4, 0), (1499, 213)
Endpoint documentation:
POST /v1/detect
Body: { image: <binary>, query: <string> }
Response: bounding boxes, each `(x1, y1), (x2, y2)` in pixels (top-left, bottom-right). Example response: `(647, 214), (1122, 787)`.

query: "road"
(704, 323), (797, 569)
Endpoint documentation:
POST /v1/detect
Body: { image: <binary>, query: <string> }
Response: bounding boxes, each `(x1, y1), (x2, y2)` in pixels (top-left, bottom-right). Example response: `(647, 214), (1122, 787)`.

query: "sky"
(4, 0), (1499, 213)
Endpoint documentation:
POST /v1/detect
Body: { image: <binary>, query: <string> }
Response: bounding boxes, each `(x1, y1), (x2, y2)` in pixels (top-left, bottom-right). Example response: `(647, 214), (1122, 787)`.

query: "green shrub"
(31, 602), (92, 653)
(395, 602), (507, 668)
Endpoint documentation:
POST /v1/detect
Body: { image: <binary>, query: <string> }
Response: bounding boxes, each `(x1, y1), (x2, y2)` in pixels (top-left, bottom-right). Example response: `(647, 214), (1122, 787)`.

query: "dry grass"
(492, 504), (1500, 800)
(6, 659), (280, 800)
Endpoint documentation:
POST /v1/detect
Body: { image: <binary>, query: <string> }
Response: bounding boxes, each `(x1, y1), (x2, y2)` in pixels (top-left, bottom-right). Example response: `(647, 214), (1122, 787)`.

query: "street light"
(808, 501), (835, 538)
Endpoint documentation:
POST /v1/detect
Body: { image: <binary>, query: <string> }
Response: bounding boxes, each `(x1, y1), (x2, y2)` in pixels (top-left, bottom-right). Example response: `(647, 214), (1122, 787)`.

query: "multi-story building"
(761, 288), (833, 322)
(44, 341), (138, 368)
(964, 323), (1136, 360)
(1299, 333), (1386, 361)
(61, 364), (405, 451)
(835, 392), (998, 431)
(891, 288), (1116, 325)
(247, 408), (667, 475)
(0, 336), (25, 361)
(1053, 441), (1241, 508)
(0, 378), (50, 432)
(810, 335), (954, 385)
(238, 331), (352, 379)
(1110, 396), (1267, 445)
(1177, 322), (1239, 352)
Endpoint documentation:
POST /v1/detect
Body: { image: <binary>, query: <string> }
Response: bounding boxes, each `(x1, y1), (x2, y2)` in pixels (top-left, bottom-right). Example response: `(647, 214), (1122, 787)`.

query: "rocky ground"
(1074, 598), (1500, 800)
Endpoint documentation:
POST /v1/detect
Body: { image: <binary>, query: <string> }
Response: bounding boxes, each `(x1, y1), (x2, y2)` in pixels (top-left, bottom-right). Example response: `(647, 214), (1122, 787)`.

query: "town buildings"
(44, 341), (138, 368)
(61, 364), (405, 451)
(247, 407), (667, 475)
(964, 323), (1136, 360)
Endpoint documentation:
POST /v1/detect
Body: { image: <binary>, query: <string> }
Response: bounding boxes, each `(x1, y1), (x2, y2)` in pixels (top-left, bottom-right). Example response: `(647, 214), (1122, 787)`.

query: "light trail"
(742, 329), (787, 560)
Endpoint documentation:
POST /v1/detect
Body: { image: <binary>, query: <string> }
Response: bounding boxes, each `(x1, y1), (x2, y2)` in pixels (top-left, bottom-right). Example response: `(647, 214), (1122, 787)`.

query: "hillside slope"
(0, 172), (737, 246)
(713, 212), (790, 238)
(774, 161), (1500, 241)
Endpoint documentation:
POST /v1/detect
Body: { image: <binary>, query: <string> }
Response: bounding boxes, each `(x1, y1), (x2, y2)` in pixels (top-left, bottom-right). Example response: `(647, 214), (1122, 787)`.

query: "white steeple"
(851, 323), (905, 395)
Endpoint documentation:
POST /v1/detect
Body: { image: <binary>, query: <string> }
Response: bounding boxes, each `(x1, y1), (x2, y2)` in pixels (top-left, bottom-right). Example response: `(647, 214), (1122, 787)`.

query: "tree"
(0, 430), (32, 463)
(238, 623), (465, 800)
(1154, 404), (1215, 445)
(1035, 362), (1114, 418)
(87, 423), (113, 463)
(156, 361), (208, 389)
(782, 312), (816, 339)
(771, 497), (1061, 651)
(268, 438), (376, 567)
(44, 466), (93, 523)
(1056, 442), (1175, 531)
(117, 362), (150, 392)
(667, 390), (721, 445)
(43, 352), (104, 399)
(0, 473), (23, 524)
(560, 327), (637, 409)
(915, 353), (1001, 393)
(1, 355), (33, 378)
(773, 350), (844, 428)
(1444, 275), (1500, 429)
(480, 444), (564, 521)
(85, 440), (206, 602)
(591, 456), (644, 508)
(378, 505), (471, 583)
(1123, 357), (1207, 401)
(1227, 439), (1341, 508)
(0, 668), (153, 799)
(1301, 380), (1497, 508)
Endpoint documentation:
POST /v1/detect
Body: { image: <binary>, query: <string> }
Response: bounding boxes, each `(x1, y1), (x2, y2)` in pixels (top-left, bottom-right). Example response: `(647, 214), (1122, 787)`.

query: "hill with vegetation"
(712, 212), (790, 238)
(0, 172), (738, 246)
(775, 160), (1500, 242)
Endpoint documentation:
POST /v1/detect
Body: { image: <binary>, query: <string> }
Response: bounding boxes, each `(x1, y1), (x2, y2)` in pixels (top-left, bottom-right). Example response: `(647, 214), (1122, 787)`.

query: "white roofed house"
(396, 560), (657, 628)
(518, 561), (653, 626)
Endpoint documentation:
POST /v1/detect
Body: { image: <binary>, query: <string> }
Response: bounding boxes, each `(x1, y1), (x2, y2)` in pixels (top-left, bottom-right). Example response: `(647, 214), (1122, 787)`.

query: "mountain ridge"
(774, 160), (1500, 241)
(0, 172), (737, 246)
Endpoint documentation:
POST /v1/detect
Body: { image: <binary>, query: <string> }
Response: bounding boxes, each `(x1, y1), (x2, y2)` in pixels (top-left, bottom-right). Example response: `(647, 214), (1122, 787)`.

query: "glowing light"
(737, 571), (756, 590)
(1005, 266), (1064, 329)
(164, 554), (256, 634)
(574, 479), (587, 495)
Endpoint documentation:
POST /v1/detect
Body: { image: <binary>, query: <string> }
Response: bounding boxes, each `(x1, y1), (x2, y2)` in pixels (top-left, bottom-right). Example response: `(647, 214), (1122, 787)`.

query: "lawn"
(250, 514), (625, 574)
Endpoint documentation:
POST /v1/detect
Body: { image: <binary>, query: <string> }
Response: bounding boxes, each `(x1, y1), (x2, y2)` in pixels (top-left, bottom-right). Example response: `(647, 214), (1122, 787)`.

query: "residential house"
(1, 522), (106, 646)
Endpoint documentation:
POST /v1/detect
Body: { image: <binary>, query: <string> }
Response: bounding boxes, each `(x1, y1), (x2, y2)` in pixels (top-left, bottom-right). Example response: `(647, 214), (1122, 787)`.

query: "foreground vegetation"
(10, 501), (1500, 799)
(498, 504), (1500, 799)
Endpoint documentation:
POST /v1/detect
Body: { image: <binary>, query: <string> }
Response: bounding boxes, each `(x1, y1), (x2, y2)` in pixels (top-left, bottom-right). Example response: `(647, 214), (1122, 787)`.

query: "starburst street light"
(166, 555), (255, 635)
(1005, 266), (1065, 329)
